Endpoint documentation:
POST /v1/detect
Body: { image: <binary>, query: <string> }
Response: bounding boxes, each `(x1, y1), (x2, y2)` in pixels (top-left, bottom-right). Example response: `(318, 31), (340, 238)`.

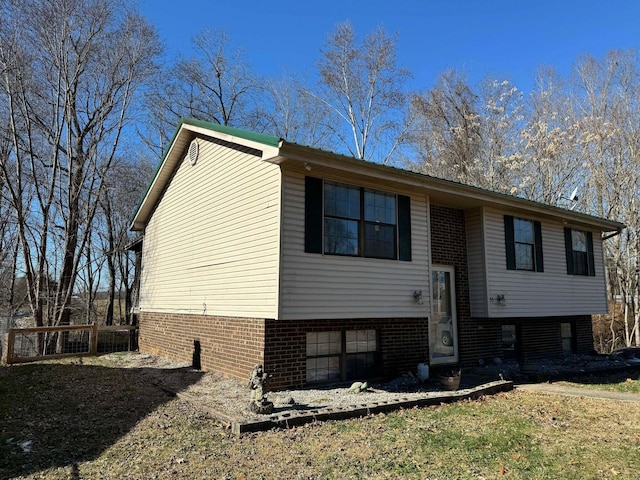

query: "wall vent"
(188, 139), (199, 166)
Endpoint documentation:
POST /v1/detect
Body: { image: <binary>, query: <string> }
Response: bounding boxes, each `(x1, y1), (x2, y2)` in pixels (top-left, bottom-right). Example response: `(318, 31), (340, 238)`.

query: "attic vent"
(188, 139), (199, 166)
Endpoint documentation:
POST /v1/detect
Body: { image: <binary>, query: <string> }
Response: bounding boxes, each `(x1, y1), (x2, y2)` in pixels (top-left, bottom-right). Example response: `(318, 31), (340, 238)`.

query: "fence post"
(128, 326), (133, 352)
(2, 330), (13, 364)
(90, 323), (98, 355)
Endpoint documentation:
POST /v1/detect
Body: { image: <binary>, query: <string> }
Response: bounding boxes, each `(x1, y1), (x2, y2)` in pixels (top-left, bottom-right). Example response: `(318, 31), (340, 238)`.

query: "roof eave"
(268, 142), (625, 234)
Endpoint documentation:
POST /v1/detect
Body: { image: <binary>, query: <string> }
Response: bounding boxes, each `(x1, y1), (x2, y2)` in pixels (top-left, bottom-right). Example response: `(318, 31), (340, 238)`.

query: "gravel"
(101, 351), (640, 424)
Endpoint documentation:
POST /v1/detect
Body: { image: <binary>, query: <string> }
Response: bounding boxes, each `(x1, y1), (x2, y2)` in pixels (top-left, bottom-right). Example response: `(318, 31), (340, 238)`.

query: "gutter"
(602, 229), (623, 241)
(270, 142), (625, 234)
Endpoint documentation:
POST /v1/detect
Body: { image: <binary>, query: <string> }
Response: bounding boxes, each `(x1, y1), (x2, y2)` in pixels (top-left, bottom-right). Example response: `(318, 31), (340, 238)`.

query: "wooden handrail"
(9, 324), (95, 334)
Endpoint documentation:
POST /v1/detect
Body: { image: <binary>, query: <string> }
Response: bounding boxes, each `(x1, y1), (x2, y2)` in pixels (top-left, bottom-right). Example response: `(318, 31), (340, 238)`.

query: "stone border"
(194, 380), (512, 435)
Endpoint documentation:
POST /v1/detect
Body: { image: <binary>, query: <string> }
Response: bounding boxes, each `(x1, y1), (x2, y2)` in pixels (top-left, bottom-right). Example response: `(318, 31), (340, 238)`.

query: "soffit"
(269, 144), (624, 234)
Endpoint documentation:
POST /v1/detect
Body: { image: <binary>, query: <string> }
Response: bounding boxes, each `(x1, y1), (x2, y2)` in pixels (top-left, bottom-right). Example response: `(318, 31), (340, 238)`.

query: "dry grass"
(558, 369), (640, 394)
(1, 356), (639, 479)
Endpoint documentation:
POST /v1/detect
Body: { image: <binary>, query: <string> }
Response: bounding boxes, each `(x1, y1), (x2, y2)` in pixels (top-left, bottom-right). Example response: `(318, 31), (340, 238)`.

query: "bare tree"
(99, 156), (154, 325)
(517, 67), (583, 205)
(407, 70), (481, 183)
(572, 51), (640, 348)
(259, 73), (334, 148)
(407, 74), (525, 193)
(315, 22), (410, 163)
(475, 78), (525, 193)
(0, 148), (21, 317)
(143, 29), (261, 156)
(0, 0), (160, 332)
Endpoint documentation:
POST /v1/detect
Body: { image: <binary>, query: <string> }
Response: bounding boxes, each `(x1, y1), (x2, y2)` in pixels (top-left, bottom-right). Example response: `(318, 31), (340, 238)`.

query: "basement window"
(306, 329), (378, 384)
(561, 322), (575, 356)
(345, 329), (377, 379)
(306, 331), (341, 383)
(501, 324), (518, 360)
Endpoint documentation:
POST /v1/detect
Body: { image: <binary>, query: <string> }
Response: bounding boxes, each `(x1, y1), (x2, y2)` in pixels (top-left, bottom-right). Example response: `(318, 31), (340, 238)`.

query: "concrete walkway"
(516, 383), (640, 403)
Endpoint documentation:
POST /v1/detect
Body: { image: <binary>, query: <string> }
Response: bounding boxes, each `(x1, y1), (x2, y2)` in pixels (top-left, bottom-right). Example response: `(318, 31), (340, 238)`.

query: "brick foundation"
(500, 315), (593, 362)
(264, 317), (429, 390)
(575, 315), (595, 353)
(138, 312), (265, 382)
(139, 312), (428, 390)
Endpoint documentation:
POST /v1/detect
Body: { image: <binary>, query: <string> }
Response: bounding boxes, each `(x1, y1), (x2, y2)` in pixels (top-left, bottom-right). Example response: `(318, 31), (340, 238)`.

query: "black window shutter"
(397, 195), (411, 261)
(564, 227), (574, 274)
(305, 177), (323, 254)
(504, 215), (516, 270)
(534, 220), (544, 272)
(586, 231), (596, 276)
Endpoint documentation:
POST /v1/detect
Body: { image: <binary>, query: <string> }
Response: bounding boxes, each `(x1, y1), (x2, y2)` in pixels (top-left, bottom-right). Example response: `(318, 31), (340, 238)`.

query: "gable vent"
(188, 139), (199, 166)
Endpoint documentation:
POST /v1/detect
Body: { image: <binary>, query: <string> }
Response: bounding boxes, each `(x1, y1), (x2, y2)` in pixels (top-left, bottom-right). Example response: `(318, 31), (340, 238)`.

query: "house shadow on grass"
(0, 361), (204, 479)
(561, 367), (640, 387)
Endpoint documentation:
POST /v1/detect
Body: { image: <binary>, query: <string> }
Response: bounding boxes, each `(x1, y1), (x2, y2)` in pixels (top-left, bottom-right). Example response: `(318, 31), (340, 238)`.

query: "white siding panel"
(484, 209), (608, 317)
(140, 139), (281, 317)
(466, 208), (488, 317)
(279, 173), (430, 320)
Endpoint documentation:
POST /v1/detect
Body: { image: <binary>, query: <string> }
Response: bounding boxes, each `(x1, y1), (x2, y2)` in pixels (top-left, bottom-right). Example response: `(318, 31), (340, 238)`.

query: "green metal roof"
(180, 118), (281, 148)
(131, 119), (624, 234)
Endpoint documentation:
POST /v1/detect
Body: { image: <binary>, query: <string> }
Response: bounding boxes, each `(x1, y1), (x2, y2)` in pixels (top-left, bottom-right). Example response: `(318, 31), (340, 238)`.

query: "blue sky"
(138, 0), (639, 94)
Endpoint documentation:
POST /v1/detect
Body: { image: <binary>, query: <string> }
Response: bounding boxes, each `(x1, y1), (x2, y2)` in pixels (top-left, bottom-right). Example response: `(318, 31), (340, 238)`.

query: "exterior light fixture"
(413, 290), (424, 305)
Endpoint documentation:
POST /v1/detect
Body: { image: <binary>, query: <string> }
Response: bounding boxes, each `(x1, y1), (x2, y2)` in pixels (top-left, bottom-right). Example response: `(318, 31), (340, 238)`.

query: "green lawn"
(1, 357), (639, 479)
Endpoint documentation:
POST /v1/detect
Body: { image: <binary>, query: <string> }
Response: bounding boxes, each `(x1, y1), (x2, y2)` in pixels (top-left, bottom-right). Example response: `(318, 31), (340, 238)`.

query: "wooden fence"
(2, 324), (138, 364)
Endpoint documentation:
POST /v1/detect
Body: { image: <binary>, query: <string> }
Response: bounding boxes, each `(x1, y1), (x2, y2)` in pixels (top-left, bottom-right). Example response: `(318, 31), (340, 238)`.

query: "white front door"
(429, 266), (459, 364)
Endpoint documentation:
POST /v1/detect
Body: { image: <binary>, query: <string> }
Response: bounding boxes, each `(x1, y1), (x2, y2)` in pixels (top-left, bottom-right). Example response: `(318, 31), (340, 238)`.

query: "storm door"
(429, 266), (459, 364)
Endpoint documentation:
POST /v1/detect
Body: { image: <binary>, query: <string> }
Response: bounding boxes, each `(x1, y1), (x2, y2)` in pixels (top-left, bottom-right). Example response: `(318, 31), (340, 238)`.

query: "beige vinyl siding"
(465, 208), (489, 317)
(140, 138), (281, 318)
(278, 172), (430, 320)
(483, 209), (608, 317)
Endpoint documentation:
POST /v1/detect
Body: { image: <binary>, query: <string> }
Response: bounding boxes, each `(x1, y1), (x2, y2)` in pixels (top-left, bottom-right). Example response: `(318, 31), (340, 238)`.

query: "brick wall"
(430, 204), (483, 366)
(139, 312), (429, 390)
(575, 315), (595, 353)
(511, 314), (593, 362)
(138, 312), (265, 382)
(264, 318), (429, 390)
(264, 317), (429, 390)
(472, 315), (594, 363)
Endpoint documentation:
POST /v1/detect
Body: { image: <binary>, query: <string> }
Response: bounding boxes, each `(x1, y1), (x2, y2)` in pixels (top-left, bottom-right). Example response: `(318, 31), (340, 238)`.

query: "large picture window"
(564, 228), (595, 276)
(305, 177), (411, 261)
(504, 215), (544, 272)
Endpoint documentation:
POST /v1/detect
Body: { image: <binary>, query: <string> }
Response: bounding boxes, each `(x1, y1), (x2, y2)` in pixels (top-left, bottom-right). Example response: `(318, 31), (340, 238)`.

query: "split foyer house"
(130, 119), (624, 390)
